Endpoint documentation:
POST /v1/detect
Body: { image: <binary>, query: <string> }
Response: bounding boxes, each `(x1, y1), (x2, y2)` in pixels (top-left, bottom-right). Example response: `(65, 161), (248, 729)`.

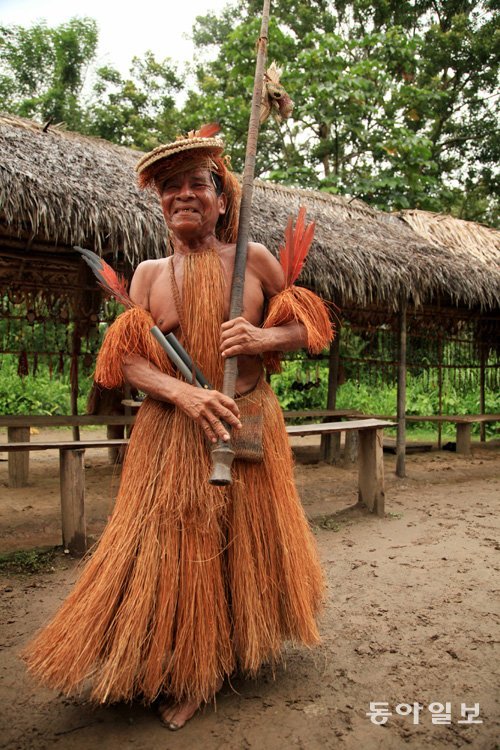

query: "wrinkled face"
(159, 168), (226, 239)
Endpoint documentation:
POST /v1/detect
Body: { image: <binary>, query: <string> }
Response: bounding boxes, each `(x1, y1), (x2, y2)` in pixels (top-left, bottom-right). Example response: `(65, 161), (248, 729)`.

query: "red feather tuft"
(196, 122), (221, 138)
(92, 256), (133, 308)
(278, 206), (315, 285)
(75, 247), (134, 308)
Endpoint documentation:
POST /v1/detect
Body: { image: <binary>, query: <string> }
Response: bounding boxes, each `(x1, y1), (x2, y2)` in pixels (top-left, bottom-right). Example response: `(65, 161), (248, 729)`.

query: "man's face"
(159, 167), (226, 239)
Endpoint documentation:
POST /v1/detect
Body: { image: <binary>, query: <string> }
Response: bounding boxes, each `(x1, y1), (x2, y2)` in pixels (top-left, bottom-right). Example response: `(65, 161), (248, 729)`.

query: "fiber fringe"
(263, 286), (334, 372)
(94, 306), (172, 389)
(22, 251), (325, 706)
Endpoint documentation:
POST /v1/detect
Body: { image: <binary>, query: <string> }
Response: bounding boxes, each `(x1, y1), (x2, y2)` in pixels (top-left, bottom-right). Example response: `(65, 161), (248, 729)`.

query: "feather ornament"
(196, 122), (221, 138)
(182, 123), (221, 139)
(278, 206), (316, 286)
(74, 246), (133, 309)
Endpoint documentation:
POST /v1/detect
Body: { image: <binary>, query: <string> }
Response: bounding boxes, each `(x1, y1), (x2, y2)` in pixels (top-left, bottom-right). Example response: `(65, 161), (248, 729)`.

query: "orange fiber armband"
(94, 306), (172, 388)
(262, 286), (334, 373)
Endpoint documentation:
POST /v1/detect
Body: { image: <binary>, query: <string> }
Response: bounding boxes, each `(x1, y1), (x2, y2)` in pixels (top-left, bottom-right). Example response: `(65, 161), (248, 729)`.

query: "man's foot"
(158, 697), (201, 731)
(158, 679), (223, 731)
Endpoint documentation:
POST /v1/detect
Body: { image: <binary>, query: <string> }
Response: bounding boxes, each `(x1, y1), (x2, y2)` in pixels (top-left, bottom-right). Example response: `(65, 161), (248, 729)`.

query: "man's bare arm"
(220, 318), (307, 358)
(122, 354), (241, 442)
(220, 242), (307, 357)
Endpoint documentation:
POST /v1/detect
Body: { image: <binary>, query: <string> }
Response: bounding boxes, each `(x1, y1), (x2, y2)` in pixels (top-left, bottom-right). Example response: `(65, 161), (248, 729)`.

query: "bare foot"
(159, 697), (201, 731)
(158, 679), (223, 731)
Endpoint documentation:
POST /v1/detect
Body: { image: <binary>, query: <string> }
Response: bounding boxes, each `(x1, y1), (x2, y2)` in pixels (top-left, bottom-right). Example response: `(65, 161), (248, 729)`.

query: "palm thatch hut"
(1, 114), (499, 471)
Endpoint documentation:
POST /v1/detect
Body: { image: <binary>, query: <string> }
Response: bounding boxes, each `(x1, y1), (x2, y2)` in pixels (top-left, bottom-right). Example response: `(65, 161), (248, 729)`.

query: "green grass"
(0, 547), (58, 574)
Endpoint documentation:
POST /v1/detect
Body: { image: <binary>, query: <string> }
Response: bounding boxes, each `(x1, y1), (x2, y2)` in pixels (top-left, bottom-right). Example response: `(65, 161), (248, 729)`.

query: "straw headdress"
(135, 123), (224, 177)
(135, 123), (241, 244)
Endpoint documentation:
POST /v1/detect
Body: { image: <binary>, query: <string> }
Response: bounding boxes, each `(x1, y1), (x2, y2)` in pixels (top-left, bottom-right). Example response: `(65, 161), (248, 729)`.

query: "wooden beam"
(343, 429), (358, 466)
(321, 332), (341, 463)
(456, 423), (472, 455)
(358, 428), (385, 516)
(479, 345), (486, 442)
(0, 415), (136, 427)
(396, 300), (407, 478)
(7, 426), (30, 487)
(59, 448), (87, 556)
(437, 334), (443, 449)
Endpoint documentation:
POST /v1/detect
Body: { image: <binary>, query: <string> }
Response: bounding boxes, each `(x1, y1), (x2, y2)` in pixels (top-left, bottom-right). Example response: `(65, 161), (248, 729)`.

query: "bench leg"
(343, 429), (358, 466)
(7, 426), (30, 487)
(456, 423), (472, 455)
(107, 424), (125, 463)
(358, 429), (385, 516)
(320, 433), (341, 464)
(59, 448), (87, 556)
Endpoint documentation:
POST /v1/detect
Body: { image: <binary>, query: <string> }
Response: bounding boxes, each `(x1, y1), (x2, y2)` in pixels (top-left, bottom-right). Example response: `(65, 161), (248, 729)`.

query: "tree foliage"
(86, 52), (183, 150)
(0, 18), (182, 150)
(185, 0), (499, 224)
(0, 18), (98, 129)
(0, 4), (498, 224)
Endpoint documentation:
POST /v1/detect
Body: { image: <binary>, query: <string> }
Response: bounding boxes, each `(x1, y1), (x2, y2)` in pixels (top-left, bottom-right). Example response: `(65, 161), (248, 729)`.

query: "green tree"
(86, 52), (183, 150)
(183, 0), (499, 224)
(0, 19), (183, 152)
(0, 18), (98, 129)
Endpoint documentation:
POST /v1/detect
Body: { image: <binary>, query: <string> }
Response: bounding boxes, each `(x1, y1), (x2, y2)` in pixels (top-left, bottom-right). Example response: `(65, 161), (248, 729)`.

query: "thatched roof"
(1, 113), (499, 313)
(0, 114), (158, 264)
(398, 209), (499, 265)
(248, 183), (499, 311)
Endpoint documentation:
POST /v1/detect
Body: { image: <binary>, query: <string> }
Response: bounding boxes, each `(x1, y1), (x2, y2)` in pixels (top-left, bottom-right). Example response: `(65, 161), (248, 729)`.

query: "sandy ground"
(0, 430), (499, 750)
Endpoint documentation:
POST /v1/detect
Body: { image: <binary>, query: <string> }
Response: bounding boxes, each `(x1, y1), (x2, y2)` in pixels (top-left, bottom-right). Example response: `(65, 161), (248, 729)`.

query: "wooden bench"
(287, 419), (394, 518)
(365, 413), (500, 455)
(0, 439), (128, 556)
(282, 408), (363, 420)
(0, 415), (136, 487)
(0, 418), (393, 556)
(282, 409), (365, 463)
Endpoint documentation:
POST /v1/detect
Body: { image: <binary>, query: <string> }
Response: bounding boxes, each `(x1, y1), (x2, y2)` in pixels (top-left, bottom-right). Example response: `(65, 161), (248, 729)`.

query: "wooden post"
(396, 301), (407, 478)
(479, 345), (486, 442)
(456, 423), (472, 456)
(59, 448), (87, 556)
(7, 426), (30, 487)
(321, 333), (341, 463)
(358, 428), (385, 516)
(343, 429), (358, 466)
(70, 260), (87, 442)
(437, 334), (443, 450)
(70, 380), (80, 441)
(107, 424), (125, 463)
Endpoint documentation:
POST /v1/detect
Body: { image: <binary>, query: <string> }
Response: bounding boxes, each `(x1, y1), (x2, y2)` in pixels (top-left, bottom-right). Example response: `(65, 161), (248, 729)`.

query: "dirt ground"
(0, 430), (499, 750)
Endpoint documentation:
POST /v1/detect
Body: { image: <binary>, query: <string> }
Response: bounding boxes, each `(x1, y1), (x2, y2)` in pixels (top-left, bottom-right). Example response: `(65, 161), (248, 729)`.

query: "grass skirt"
(23, 249), (326, 705)
(23, 381), (324, 705)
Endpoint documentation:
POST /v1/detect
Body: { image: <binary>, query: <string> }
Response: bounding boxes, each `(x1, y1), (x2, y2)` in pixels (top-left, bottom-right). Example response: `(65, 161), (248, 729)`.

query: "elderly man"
(24, 127), (332, 730)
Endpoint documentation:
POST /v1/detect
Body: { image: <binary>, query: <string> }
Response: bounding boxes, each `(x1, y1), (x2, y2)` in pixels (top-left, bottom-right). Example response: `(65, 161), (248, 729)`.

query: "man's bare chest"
(148, 258), (265, 333)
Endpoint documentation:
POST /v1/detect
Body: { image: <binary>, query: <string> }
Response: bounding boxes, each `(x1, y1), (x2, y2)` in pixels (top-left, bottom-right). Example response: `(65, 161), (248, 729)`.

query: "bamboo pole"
(210, 0), (271, 485)
(396, 300), (407, 478)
